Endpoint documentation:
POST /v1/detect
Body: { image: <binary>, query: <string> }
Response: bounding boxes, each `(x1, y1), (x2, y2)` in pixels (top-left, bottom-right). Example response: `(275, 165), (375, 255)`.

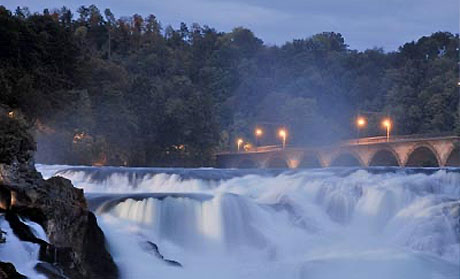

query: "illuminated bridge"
(216, 135), (460, 168)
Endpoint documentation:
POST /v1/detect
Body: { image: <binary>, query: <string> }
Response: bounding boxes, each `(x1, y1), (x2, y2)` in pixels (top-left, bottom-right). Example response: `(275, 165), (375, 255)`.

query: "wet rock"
(0, 172), (118, 279)
(4, 212), (43, 244)
(0, 113), (118, 279)
(35, 262), (68, 279)
(0, 262), (26, 279)
(141, 241), (182, 267)
(82, 212), (121, 277)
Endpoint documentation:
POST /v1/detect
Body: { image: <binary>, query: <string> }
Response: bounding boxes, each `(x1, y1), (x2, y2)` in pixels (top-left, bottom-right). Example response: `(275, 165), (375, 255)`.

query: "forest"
(0, 5), (458, 166)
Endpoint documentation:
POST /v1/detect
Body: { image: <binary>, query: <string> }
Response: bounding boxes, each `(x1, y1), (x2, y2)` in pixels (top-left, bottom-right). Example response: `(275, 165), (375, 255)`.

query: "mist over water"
(38, 165), (460, 279)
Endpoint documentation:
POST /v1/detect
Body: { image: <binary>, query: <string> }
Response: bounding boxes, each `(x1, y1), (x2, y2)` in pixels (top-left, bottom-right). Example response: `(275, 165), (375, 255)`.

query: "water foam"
(37, 165), (460, 279)
(0, 216), (47, 278)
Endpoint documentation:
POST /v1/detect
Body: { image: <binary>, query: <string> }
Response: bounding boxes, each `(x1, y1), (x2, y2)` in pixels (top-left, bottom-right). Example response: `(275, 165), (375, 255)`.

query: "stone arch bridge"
(216, 135), (460, 168)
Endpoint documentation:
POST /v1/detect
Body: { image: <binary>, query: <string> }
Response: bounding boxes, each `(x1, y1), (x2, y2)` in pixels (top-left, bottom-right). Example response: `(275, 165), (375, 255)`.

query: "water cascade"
(38, 165), (460, 279)
(0, 216), (48, 278)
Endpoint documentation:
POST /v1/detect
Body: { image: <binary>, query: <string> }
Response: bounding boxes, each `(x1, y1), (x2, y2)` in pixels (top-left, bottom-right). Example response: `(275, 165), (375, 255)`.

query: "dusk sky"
(3, 0), (459, 51)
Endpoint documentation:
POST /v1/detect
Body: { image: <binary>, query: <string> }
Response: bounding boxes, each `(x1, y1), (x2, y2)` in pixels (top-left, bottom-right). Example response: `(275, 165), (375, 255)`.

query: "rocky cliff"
(0, 109), (118, 278)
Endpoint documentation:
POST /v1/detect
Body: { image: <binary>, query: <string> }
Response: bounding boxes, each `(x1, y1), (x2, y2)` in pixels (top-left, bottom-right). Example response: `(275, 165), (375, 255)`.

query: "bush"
(0, 112), (35, 164)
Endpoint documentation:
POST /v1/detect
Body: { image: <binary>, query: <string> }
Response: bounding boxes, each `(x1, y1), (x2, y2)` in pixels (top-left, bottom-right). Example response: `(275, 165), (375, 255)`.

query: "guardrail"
(344, 133), (458, 145)
(217, 133), (459, 155)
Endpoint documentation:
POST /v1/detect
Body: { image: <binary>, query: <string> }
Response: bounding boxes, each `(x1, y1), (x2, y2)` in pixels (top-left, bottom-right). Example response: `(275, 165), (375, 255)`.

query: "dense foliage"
(0, 5), (458, 166)
(0, 107), (35, 164)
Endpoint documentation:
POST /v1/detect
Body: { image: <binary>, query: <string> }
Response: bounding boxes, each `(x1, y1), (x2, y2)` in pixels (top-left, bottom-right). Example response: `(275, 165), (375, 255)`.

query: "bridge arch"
(297, 153), (323, 168)
(329, 151), (364, 167)
(266, 155), (290, 169)
(405, 144), (441, 167)
(236, 158), (258, 169)
(369, 148), (402, 167)
(445, 146), (460, 166)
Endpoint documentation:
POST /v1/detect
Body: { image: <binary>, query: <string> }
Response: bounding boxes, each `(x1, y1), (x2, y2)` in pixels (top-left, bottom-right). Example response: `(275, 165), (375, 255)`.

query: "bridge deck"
(216, 135), (460, 168)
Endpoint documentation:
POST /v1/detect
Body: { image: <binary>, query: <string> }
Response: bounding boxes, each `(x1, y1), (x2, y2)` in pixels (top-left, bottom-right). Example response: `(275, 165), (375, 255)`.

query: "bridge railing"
(217, 144), (282, 155)
(344, 132), (458, 145)
(217, 133), (459, 155)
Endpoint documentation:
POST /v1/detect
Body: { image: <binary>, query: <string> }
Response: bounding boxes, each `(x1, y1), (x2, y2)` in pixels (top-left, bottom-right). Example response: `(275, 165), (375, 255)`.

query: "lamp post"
(382, 119), (392, 142)
(255, 128), (263, 150)
(356, 116), (366, 144)
(279, 129), (287, 149)
(237, 138), (243, 152)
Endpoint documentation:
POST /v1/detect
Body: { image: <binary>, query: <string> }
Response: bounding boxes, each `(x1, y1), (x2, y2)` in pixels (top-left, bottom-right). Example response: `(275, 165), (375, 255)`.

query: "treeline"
(0, 5), (458, 166)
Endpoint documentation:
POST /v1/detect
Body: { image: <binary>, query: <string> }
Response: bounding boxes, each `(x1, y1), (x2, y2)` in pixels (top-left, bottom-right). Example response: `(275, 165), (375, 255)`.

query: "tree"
(0, 5), (457, 166)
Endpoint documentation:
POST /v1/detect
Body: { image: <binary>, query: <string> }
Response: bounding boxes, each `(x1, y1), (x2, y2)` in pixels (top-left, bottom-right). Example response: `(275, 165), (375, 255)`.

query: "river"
(37, 165), (460, 279)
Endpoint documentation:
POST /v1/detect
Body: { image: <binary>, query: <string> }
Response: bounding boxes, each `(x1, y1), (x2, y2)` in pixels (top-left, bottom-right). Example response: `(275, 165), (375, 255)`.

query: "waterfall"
(37, 165), (460, 279)
(0, 216), (47, 278)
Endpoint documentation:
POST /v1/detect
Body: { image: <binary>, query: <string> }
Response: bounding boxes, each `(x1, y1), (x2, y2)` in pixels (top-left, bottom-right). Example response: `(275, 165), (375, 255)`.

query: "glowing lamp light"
(237, 138), (243, 152)
(356, 117), (366, 128)
(254, 128), (263, 150)
(243, 143), (252, 151)
(382, 119), (392, 129)
(279, 129), (287, 149)
(382, 118), (392, 141)
(355, 116), (367, 143)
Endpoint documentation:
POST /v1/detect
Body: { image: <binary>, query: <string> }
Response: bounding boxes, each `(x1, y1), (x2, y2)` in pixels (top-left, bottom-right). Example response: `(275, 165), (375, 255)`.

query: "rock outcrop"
(141, 241), (182, 267)
(0, 111), (118, 278)
(0, 262), (27, 279)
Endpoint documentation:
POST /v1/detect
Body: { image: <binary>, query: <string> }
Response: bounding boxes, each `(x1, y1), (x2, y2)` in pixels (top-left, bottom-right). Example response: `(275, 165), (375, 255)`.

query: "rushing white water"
(0, 216), (47, 278)
(37, 165), (460, 279)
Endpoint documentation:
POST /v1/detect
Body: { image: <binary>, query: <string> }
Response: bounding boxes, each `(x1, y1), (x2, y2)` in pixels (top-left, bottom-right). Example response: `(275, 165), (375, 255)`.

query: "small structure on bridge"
(216, 135), (460, 168)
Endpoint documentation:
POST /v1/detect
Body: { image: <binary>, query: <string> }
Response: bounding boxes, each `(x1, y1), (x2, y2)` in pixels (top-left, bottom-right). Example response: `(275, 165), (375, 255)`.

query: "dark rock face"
(0, 165), (119, 278)
(141, 241), (182, 267)
(0, 112), (118, 279)
(35, 262), (68, 279)
(0, 262), (27, 279)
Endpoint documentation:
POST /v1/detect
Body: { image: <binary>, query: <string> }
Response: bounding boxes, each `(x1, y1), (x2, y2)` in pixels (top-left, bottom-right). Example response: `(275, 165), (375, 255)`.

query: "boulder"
(141, 241), (182, 267)
(0, 113), (118, 279)
(0, 262), (26, 279)
(35, 262), (68, 279)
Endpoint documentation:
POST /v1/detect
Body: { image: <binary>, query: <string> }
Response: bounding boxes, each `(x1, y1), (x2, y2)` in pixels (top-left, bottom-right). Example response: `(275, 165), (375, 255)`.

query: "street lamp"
(255, 128), (263, 149)
(357, 117), (366, 128)
(356, 116), (366, 143)
(382, 118), (392, 142)
(237, 138), (243, 152)
(279, 129), (287, 149)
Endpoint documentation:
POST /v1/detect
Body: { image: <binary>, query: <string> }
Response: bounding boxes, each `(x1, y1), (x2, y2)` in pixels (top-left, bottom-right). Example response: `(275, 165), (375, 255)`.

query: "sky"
(2, 0), (459, 51)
